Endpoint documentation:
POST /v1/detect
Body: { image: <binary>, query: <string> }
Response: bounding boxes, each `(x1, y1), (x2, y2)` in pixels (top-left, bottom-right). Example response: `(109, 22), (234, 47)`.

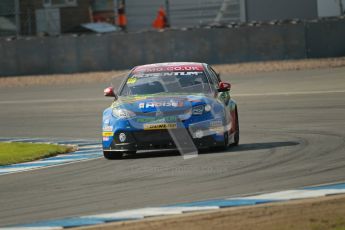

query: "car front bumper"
(103, 129), (225, 152)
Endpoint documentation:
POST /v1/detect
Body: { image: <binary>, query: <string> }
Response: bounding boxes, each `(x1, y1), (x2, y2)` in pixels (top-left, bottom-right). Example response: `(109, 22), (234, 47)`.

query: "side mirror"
(218, 82), (231, 92)
(104, 86), (117, 98)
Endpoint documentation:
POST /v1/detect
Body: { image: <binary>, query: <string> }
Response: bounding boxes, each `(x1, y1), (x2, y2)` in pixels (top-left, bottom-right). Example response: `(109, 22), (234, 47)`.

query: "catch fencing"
(0, 18), (345, 76)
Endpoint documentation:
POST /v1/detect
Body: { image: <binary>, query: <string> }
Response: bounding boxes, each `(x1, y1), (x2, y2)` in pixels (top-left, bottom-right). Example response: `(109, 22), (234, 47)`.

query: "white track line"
(87, 206), (220, 219)
(232, 189), (345, 200)
(0, 155), (102, 176)
(0, 98), (105, 105)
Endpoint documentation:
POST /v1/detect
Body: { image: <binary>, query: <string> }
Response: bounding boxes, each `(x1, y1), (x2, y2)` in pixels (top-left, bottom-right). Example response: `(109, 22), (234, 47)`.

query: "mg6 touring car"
(102, 62), (239, 159)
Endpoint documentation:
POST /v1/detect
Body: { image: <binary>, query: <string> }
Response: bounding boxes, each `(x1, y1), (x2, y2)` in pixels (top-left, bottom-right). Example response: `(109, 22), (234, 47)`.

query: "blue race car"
(102, 62), (239, 159)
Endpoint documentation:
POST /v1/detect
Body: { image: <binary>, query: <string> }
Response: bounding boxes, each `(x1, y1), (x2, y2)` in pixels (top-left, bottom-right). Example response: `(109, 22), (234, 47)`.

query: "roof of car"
(132, 62), (205, 73)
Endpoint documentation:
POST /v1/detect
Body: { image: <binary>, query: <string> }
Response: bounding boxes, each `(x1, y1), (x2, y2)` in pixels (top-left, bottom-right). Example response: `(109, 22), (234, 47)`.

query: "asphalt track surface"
(0, 67), (345, 227)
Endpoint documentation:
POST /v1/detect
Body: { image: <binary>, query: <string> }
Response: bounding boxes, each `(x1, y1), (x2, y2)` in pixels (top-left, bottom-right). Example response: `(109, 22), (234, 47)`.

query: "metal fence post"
(14, 0), (20, 36)
(339, 0), (344, 15)
(165, 0), (170, 27)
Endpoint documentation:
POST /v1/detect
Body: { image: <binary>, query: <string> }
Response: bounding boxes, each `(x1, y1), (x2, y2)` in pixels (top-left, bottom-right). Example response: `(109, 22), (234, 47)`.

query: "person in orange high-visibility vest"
(117, 1), (127, 31)
(152, 6), (168, 29)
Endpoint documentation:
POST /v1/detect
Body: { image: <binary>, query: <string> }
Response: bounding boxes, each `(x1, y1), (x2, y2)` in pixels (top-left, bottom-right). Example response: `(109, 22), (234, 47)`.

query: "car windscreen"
(119, 71), (212, 96)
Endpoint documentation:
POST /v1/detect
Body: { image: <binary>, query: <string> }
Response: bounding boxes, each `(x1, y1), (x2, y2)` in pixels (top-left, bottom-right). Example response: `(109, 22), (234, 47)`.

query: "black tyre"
(233, 107), (240, 146)
(103, 151), (123, 160)
(221, 131), (230, 150)
(211, 131), (229, 152)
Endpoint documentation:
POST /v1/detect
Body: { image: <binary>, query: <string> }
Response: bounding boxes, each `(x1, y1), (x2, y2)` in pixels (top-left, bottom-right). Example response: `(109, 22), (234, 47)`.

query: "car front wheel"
(103, 151), (123, 160)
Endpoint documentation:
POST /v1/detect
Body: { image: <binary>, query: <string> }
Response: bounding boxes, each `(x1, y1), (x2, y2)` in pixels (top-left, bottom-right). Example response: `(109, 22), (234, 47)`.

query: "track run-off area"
(0, 66), (345, 227)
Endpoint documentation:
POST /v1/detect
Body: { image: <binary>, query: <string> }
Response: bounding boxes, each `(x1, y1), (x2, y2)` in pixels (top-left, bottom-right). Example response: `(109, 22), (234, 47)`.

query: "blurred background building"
(0, 0), (344, 36)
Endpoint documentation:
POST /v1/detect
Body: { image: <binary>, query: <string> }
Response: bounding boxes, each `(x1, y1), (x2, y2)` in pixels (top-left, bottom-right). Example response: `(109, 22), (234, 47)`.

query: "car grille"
(133, 130), (172, 142)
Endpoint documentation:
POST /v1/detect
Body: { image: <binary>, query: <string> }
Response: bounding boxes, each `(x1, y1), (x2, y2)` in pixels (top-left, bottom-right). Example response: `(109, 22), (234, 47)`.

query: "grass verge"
(0, 142), (74, 166)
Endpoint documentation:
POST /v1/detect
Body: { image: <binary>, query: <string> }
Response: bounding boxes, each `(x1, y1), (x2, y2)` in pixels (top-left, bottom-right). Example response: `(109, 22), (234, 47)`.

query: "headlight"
(112, 108), (135, 118)
(204, 104), (212, 112)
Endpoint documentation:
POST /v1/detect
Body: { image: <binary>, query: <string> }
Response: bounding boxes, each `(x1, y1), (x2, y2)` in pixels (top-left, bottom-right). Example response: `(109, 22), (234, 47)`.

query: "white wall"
(317, 0), (345, 17)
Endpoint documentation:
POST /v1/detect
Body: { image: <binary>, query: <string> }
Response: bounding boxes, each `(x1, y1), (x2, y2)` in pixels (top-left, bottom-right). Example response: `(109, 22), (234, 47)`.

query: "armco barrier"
(0, 19), (344, 76)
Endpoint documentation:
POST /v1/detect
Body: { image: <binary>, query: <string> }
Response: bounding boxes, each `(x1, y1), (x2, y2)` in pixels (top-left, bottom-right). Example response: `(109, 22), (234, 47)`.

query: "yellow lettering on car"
(102, 132), (114, 137)
(127, 77), (137, 84)
(144, 123), (177, 130)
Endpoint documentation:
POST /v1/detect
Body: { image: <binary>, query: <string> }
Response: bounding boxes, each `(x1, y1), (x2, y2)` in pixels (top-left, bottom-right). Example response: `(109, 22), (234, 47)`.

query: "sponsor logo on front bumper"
(143, 123), (177, 130)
